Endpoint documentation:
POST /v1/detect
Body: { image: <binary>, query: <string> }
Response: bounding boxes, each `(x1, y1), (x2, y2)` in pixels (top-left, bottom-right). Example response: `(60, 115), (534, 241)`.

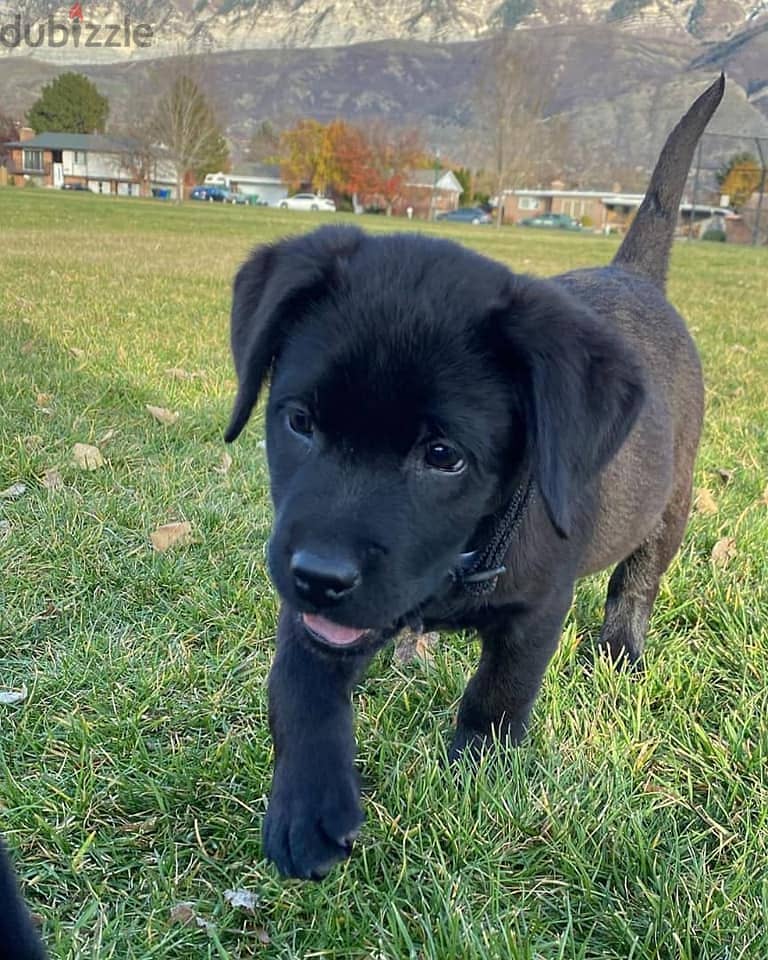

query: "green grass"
(1, 187), (767, 959)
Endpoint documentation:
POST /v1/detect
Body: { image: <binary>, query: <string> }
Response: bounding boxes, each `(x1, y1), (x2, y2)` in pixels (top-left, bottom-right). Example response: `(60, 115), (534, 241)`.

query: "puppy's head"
(226, 226), (644, 649)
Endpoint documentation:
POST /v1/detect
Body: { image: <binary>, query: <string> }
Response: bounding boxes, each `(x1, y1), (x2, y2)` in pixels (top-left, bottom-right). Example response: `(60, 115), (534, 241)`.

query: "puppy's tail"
(612, 74), (725, 290)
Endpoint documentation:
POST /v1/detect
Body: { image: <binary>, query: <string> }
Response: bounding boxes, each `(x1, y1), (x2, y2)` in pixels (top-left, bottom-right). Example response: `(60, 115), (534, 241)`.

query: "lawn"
(1, 188), (767, 960)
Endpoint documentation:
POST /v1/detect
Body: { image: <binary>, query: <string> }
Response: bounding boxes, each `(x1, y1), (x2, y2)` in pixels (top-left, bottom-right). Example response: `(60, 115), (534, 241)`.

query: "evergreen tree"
(27, 73), (109, 134)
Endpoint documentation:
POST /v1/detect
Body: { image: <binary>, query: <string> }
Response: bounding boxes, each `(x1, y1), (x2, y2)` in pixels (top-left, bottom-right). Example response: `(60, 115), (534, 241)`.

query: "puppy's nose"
(290, 550), (361, 604)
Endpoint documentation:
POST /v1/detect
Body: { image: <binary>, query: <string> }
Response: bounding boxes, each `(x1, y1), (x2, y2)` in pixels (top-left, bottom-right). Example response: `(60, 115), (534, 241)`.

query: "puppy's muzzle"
(290, 549), (362, 606)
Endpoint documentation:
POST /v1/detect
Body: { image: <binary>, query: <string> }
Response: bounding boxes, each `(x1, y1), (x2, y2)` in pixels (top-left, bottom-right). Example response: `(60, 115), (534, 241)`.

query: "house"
(502, 183), (732, 233)
(226, 164), (288, 206)
(4, 128), (177, 197)
(395, 169), (463, 219)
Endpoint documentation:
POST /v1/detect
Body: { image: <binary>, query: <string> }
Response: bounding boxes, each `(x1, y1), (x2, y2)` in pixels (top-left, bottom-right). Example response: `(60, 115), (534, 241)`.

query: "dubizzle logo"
(0, 9), (154, 49)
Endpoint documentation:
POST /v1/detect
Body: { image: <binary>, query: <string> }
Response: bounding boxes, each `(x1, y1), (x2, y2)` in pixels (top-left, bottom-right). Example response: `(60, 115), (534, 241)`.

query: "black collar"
(453, 477), (534, 597)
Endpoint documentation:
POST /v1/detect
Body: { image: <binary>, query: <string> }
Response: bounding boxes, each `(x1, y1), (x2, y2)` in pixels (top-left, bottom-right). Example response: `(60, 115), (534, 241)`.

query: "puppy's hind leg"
(598, 484), (693, 666)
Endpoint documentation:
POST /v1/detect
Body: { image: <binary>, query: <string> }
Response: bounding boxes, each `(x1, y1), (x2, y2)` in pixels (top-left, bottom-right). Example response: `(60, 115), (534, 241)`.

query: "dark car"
(190, 185), (247, 204)
(520, 212), (582, 230)
(437, 206), (493, 225)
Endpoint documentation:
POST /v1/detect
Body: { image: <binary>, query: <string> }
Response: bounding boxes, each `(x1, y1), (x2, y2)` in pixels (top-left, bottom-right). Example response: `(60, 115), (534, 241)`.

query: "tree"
(364, 122), (424, 215)
(246, 121), (281, 164)
(471, 31), (559, 226)
(716, 152), (762, 209)
(0, 112), (17, 167)
(27, 72), (108, 134)
(144, 58), (229, 202)
(279, 119), (330, 193)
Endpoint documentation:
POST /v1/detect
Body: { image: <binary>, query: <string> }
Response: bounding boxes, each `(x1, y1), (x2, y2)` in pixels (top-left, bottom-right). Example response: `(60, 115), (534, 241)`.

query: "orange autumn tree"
(278, 117), (425, 211)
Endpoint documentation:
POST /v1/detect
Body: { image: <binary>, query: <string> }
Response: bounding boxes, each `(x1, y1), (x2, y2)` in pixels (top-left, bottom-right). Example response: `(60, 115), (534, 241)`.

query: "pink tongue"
(303, 613), (366, 646)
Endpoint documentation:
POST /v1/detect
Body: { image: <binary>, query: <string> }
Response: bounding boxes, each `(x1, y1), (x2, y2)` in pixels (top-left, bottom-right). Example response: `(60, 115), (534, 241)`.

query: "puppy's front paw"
(263, 760), (363, 879)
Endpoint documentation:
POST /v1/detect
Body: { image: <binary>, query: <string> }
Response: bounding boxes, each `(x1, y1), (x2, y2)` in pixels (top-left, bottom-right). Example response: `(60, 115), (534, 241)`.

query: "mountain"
(1, 0), (767, 61)
(1, 4), (766, 183)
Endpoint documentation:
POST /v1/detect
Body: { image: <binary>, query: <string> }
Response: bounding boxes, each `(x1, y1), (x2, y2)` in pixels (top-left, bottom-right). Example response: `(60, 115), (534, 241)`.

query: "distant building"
(225, 164), (288, 206)
(4, 128), (177, 197)
(502, 183), (731, 233)
(396, 169), (463, 219)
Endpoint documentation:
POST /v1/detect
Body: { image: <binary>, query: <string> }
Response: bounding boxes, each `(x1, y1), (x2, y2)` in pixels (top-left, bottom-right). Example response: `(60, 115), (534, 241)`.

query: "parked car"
(437, 207), (492, 225)
(189, 185), (248, 204)
(61, 183), (91, 192)
(520, 212), (582, 230)
(278, 193), (336, 212)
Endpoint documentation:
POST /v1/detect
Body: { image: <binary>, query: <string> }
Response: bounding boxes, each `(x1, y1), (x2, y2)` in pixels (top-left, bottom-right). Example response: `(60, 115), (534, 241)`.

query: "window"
(73, 151), (85, 165)
(518, 196), (539, 210)
(23, 149), (44, 172)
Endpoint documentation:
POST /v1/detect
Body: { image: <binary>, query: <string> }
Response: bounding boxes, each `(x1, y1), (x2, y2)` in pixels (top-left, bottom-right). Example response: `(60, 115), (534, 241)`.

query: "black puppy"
(0, 841), (46, 959)
(225, 77), (724, 879)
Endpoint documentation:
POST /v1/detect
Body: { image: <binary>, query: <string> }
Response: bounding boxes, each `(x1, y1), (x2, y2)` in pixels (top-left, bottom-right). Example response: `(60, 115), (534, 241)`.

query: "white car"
(278, 193), (336, 212)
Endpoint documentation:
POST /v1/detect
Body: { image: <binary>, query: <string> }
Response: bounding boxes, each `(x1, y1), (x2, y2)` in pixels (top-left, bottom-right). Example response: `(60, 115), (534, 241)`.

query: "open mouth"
(301, 613), (375, 650)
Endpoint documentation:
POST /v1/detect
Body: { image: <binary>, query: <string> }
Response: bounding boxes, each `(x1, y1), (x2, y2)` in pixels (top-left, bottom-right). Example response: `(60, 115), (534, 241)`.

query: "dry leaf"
(169, 903), (197, 927)
(21, 340), (35, 355)
(42, 469), (64, 491)
(151, 521), (193, 552)
(73, 443), (105, 471)
(146, 405), (179, 426)
(729, 344), (748, 354)
(98, 428), (118, 445)
(69, 346), (85, 358)
(0, 482), (26, 500)
(394, 630), (437, 665)
(693, 488), (717, 516)
(0, 685), (28, 706)
(256, 928), (270, 945)
(224, 888), (259, 912)
(711, 537), (736, 567)
(36, 393), (53, 407)
(714, 468), (734, 484)
(215, 452), (232, 475)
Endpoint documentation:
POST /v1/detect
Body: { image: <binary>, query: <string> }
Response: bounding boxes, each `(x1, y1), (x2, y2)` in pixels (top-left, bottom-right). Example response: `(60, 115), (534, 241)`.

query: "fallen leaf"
(215, 452), (232, 475)
(69, 346), (85, 358)
(36, 393), (53, 409)
(169, 903), (197, 927)
(224, 888), (259, 912)
(730, 344), (748, 354)
(256, 928), (270, 945)
(0, 685), (28, 706)
(42, 468), (64, 491)
(21, 340), (35, 355)
(146, 404), (179, 426)
(0, 482), (26, 500)
(98, 428), (118, 445)
(151, 521), (193, 552)
(23, 435), (43, 451)
(711, 537), (736, 567)
(693, 488), (717, 516)
(394, 630), (438, 665)
(73, 443), (105, 471)
(714, 468), (734, 484)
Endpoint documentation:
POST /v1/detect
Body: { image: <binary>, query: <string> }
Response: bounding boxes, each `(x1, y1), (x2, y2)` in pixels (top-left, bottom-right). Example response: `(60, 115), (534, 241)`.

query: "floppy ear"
(499, 276), (646, 538)
(224, 225), (364, 442)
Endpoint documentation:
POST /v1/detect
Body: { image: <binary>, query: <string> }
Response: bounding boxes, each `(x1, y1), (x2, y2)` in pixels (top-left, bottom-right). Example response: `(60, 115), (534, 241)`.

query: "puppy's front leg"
(450, 588), (575, 761)
(263, 606), (375, 879)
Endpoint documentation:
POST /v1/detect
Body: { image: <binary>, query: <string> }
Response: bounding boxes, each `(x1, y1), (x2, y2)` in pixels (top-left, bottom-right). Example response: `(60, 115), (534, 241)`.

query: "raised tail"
(612, 74), (725, 289)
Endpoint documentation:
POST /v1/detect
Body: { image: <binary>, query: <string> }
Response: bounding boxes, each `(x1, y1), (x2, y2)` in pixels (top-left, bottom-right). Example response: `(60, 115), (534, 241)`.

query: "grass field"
(1, 187), (767, 960)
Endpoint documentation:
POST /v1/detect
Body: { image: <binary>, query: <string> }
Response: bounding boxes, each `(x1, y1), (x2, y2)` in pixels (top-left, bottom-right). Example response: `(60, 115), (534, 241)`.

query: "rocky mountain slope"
(1, 0), (767, 62)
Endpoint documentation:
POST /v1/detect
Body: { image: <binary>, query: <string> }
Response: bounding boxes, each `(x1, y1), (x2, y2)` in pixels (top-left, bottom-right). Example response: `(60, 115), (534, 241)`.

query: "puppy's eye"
(425, 441), (465, 473)
(287, 409), (314, 437)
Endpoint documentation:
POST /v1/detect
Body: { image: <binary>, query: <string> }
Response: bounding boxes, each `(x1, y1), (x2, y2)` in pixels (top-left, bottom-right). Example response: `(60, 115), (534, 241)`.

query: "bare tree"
(141, 55), (229, 202)
(470, 31), (560, 226)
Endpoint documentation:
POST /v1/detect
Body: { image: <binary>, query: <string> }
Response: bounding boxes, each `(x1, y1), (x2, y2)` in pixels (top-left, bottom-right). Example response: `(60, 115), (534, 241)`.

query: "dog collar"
(453, 478), (534, 597)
